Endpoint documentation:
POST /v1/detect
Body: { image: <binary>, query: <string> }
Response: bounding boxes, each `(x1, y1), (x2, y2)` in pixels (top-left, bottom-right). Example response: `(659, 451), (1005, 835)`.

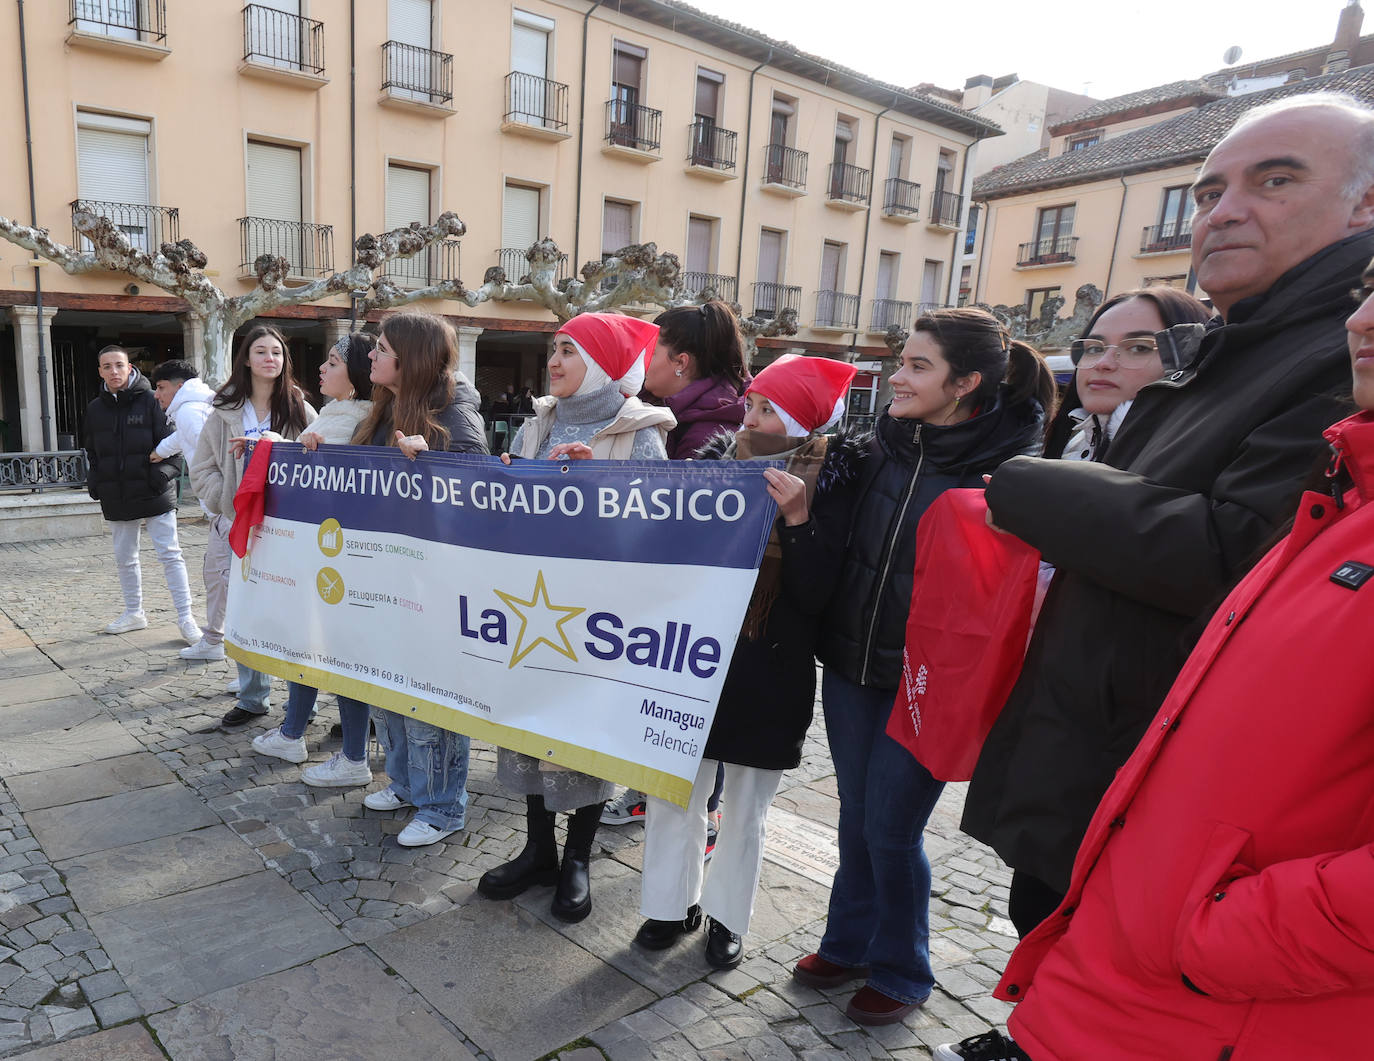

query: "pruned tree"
(880, 284), (1104, 357)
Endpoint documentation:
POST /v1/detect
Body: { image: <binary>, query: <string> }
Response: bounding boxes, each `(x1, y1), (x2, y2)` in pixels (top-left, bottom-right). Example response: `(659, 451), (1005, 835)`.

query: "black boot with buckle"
(634, 904), (704, 950)
(477, 794), (558, 900)
(551, 801), (603, 923)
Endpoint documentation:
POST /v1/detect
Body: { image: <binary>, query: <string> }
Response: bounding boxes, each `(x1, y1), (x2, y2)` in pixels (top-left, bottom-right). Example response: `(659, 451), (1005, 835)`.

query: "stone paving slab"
(149, 947), (471, 1061)
(88, 870), (347, 1012)
(26, 783), (218, 861)
(57, 825), (264, 915)
(0, 670), (85, 705)
(3, 1023), (165, 1060)
(8, 752), (177, 813)
(0, 718), (144, 777)
(370, 898), (654, 1061)
(0, 696), (105, 743)
(0, 649), (51, 681)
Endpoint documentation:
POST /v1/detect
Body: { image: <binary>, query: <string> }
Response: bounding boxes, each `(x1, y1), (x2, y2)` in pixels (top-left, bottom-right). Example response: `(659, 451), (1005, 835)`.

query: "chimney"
(1335, 1), (1364, 57)
(963, 74), (994, 109)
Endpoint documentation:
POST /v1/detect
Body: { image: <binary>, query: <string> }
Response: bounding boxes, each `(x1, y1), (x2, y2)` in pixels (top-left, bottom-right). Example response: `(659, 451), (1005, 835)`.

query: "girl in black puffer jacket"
(793, 309), (1055, 1028)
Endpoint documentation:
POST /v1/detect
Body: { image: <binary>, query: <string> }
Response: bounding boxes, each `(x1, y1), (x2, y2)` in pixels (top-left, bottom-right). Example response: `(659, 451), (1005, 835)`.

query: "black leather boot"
(477, 795), (558, 900)
(551, 801), (602, 923)
(704, 917), (743, 969)
(634, 904), (703, 950)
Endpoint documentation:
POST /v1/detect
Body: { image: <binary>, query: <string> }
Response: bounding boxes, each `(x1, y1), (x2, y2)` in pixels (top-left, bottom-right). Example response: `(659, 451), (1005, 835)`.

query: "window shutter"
(686, 217), (712, 274)
(245, 141), (302, 222)
(386, 164), (430, 229)
(76, 125), (149, 205)
(694, 70), (722, 120)
(820, 243), (843, 291)
(613, 43), (645, 88)
(876, 253), (897, 301)
(502, 184), (541, 248)
(757, 230), (782, 284)
(888, 136), (905, 178)
(388, 0), (432, 47)
(510, 22), (548, 79)
(921, 260), (942, 305)
(602, 201), (633, 254)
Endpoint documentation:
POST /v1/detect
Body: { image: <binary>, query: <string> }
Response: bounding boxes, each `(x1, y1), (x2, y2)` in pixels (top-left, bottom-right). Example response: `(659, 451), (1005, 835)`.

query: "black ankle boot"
(551, 801), (602, 923)
(478, 795), (558, 900)
(704, 917), (743, 969)
(634, 904), (703, 950)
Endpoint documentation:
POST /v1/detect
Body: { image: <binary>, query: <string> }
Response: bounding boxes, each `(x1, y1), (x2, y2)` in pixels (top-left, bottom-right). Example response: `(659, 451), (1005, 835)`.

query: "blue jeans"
(373, 708), (469, 831)
(236, 663), (271, 716)
(819, 668), (945, 1004)
(281, 682), (372, 763)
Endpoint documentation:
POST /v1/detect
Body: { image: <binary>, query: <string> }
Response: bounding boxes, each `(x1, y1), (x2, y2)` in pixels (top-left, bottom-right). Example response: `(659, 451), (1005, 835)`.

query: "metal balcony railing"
(504, 71), (569, 131)
(870, 298), (912, 332)
(605, 99), (662, 152)
(383, 239), (460, 288)
(70, 0), (166, 43)
(752, 282), (801, 320)
(687, 120), (737, 171)
(239, 217), (334, 277)
(0, 452), (88, 493)
(815, 290), (860, 329)
(763, 144), (807, 189)
(681, 271), (738, 302)
(1017, 236), (1079, 266)
(71, 199), (179, 255)
(917, 302), (949, 317)
(827, 163), (871, 205)
(1140, 220), (1193, 253)
(243, 4), (324, 75)
(929, 189), (963, 228)
(495, 248), (570, 286)
(383, 40), (453, 107)
(883, 177), (921, 216)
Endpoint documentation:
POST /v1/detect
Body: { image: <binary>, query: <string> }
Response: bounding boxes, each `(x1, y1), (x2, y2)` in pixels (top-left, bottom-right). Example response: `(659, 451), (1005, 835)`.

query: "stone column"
(179, 314), (209, 381)
(9, 306), (59, 451)
(321, 317), (354, 349)
(455, 326), (483, 384)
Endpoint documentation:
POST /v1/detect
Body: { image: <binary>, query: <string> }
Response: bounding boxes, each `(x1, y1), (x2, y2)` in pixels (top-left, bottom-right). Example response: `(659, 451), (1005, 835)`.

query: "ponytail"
(1004, 339), (1057, 417)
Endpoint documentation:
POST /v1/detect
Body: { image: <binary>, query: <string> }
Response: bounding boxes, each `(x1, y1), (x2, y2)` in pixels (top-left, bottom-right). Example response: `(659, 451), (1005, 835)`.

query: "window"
(608, 41), (647, 146)
(920, 260), (944, 310)
(958, 264), (972, 307)
(74, 0), (152, 41)
(769, 94), (795, 147)
(387, 0), (439, 103)
(502, 183), (541, 252)
(509, 9), (554, 124)
(1035, 204), (1075, 255)
(602, 199), (636, 256)
(765, 95), (799, 185)
(245, 139), (306, 273)
(757, 229), (785, 285)
(76, 110), (152, 250)
(691, 68), (724, 166)
(934, 149), (955, 197)
(1158, 185), (1194, 238)
(685, 216), (715, 276)
(888, 134), (910, 180)
(246, 0), (302, 70)
(1067, 131), (1101, 151)
(964, 204), (980, 255)
(819, 241), (845, 292)
(875, 252), (899, 302)
(1025, 286), (1061, 320)
(385, 163), (432, 285)
(832, 117), (855, 167)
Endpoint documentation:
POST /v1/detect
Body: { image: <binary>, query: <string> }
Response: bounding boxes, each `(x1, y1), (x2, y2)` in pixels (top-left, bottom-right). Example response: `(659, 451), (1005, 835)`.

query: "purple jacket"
(663, 375), (747, 459)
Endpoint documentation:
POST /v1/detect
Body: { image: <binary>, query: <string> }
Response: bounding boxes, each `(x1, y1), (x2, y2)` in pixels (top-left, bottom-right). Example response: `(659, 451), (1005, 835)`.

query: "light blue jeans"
(236, 662), (271, 716)
(373, 708), (469, 831)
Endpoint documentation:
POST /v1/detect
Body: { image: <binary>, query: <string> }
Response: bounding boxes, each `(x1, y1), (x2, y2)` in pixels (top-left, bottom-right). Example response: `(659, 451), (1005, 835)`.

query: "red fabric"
(228, 438), (273, 558)
(885, 489), (1039, 782)
(557, 313), (659, 382)
(747, 354), (857, 433)
(998, 411), (1374, 1061)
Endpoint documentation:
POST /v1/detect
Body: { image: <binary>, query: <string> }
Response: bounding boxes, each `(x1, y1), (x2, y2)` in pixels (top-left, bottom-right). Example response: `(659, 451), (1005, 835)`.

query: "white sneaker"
(227, 677), (241, 693)
(397, 817), (457, 847)
(180, 638), (226, 661)
(104, 611), (148, 635)
(600, 788), (647, 825)
(178, 618), (203, 646)
(251, 727), (308, 764)
(302, 752), (373, 788)
(363, 788), (411, 812)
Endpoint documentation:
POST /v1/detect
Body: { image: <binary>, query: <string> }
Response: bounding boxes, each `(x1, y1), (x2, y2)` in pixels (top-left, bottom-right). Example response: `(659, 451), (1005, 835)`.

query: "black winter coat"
(962, 231), (1370, 896)
(817, 386), (1046, 691)
(697, 429), (867, 770)
(83, 368), (181, 522)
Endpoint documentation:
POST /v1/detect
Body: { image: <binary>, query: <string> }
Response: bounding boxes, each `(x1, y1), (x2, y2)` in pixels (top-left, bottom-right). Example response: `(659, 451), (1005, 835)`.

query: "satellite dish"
(1223, 45), (1243, 65)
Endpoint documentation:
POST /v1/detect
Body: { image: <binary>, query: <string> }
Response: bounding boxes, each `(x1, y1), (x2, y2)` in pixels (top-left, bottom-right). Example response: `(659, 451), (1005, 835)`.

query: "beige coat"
(516, 395), (675, 460)
(190, 401), (317, 518)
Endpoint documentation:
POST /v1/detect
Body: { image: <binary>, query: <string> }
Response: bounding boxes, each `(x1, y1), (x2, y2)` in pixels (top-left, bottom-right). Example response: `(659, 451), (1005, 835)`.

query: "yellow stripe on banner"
(227, 642), (694, 807)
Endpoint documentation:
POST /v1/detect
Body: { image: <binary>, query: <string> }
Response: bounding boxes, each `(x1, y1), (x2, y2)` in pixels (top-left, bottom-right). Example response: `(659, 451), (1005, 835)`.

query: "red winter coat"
(997, 411), (1374, 1061)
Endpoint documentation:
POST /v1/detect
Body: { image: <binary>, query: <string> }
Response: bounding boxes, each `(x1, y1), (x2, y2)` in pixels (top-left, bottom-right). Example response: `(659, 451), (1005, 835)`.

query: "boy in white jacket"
(149, 360), (214, 509)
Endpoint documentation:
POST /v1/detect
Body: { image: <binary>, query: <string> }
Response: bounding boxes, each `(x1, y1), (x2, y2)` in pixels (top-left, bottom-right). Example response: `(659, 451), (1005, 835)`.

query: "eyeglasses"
(1069, 337), (1161, 367)
(372, 349), (399, 360)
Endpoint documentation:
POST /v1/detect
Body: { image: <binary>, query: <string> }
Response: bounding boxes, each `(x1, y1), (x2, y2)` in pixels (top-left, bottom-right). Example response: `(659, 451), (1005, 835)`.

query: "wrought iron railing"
(382, 40), (453, 106)
(917, 301), (949, 317)
(883, 177), (921, 216)
(0, 452), (88, 493)
(752, 282), (801, 320)
(681, 272), (738, 302)
(1140, 221), (1192, 253)
(495, 248), (570, 286)
(870, 298), (912, 332)
(504, 71), (569, 131)
(687, 120), (737, 171)
(69, 0), (166, 43)
(763, 144), (807, 189)
(71, 200), (179, 255)
(605, 99), (662, 152)
(242, 4), (324, 75)
(815, 290), (860, 329)
(929, 189), (963, 228)
(383, 239), (460, 288)
(1017, 236), (1079, 266)
(827, 163), (871, 205)
(239, 217), (334, 277)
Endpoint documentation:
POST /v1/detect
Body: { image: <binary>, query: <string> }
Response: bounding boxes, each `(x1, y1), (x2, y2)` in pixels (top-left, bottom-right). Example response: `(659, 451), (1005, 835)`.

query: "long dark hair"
(653, 300), (750, 392)
(913, 308), (1056, 415)
(213, 323), (311, 436)
(353, 312), (456, 449)
(337, 331), (376, 401)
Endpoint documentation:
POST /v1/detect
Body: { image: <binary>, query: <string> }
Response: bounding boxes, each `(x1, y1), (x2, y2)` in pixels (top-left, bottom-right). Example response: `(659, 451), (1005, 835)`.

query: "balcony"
(681, 272), (738, 303)
(882, 177), (921, 221)
(1017, 236), (1079, 267)
(686, 120), (738, 178)
(241, 5), (325, 85)
(382, 239), (460, 289)
(381, 40), (454, 113)
(762, 144), (807, 196)
(869, 298), (912, 333)
(502, 72), (570, 139)
(814, 290), (860, 331)
(752, 282), (801, 320)
(1140, 221), (1192, 254)
(71, 200), (179, 255)
(917, 301), (949, 316)
(238, 217), (333, 279)
(928, 189), (963, 230)
(826, 163), (871, 210)
(495, 248), (571, 287)
(68, 0), (168, 58)
(604, 100), (662, 158)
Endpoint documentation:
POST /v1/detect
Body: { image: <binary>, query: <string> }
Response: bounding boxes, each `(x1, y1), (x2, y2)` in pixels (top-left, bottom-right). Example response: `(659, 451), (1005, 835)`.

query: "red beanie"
(556, 313), (659, 391)
(747, 354), (858, 434)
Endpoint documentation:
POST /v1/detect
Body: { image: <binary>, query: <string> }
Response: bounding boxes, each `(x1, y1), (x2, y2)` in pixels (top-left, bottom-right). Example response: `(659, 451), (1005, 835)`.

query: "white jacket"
(153, 377), (215, 460)
(298, 398), (372, 445)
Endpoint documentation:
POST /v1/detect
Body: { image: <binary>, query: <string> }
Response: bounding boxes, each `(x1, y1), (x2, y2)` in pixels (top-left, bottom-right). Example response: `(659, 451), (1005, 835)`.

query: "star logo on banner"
(494, 571), (586, 669)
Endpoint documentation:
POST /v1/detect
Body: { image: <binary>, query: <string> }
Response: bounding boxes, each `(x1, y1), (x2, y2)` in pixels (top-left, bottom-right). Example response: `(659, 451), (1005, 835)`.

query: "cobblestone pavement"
(0, 517), (1017, 1060)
